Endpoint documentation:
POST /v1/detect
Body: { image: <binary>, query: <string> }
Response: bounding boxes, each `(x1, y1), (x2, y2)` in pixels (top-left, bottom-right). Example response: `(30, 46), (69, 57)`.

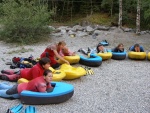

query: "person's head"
(117, 43), (124, 50)
(97, 44), (104, 52)
(134, 43), (140, 52)
(43, 69), (53, 83)
(58, 41), (66, 49)
(39, 57), (51, 69)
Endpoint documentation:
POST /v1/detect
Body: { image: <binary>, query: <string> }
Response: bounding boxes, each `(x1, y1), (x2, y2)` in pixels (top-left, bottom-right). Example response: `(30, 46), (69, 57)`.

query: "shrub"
(0, 0), (53, 44)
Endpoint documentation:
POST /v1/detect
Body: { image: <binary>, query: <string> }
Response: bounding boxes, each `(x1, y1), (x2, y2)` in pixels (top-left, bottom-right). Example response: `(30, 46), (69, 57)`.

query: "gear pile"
(6, 56), (40, 69)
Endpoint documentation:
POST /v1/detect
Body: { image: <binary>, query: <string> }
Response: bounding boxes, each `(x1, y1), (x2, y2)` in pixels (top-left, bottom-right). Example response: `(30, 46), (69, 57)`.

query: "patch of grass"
(52, 13), (139, 29)
(7, 47), (34, 54)
(87, 13), (113, 25)
(52, 13), (116, 26)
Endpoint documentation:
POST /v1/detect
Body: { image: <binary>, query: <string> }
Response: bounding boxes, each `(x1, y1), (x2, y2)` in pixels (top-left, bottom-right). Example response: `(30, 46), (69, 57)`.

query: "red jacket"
(40, 44), (61, 65)
(20, 63), (44, 80)
(17, 76), (52, 94)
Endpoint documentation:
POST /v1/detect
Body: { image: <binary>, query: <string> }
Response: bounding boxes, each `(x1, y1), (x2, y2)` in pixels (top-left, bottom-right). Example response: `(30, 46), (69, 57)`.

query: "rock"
(86, 26), (94, 32)
(109, 26), (117, 30)
(61, 29), (66, 34)
(122, 27), (133, 32)
(140, 31), (147, 35)
(73, 25), (84, 31)
(52, 29), (61, 33)
(95, 25), (110, 31)
(76, 31), (88, 37)
(93, 30), (103, 35)
(113, 28), (124, 33)
(48, 26), (55, 30)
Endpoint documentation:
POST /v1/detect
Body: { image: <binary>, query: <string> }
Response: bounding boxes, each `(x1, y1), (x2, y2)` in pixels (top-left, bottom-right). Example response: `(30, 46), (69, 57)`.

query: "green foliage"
(123, 0), (137, 13)
(141, 0), (150, 29)
(88, 13), (112, 25)
(0, 0), (53, 44)
(101, 0), (118, 16)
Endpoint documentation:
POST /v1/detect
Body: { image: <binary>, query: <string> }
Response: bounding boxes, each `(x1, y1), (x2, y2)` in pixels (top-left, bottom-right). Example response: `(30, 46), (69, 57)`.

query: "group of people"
(78, 43), (144, 56)
(0, 41), (145, 98)
(0, 41), (76, 98)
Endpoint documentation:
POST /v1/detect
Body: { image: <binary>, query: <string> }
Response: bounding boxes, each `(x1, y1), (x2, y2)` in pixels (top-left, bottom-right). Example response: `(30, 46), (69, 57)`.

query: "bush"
(0, 0), (53, 44)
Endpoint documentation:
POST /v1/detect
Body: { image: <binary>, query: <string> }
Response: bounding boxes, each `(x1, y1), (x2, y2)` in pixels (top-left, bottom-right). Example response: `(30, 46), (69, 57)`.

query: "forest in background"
(1, 0), (150, 29)
(0, 0), (150, 44)
(46, 0), (150, 29)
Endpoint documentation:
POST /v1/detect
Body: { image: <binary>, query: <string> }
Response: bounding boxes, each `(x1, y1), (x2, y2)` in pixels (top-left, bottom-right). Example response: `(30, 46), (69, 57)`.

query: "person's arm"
(129, 46), (134, 51)
(140, 46), (144, 52)
(120, 48), (124, 52)
(104, 48), (108, 53)
(140, 49), (144, 52)
(46, 83), (54, 92)
(37, 83), (47, 92)
(111, 48), (116, 52)
(59, 50), (65, 57)
(53, 50), (70, 65)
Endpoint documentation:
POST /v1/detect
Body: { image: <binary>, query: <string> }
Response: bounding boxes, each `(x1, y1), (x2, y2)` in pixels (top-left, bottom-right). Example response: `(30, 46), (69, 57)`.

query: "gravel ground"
(0, 28), (150, 113)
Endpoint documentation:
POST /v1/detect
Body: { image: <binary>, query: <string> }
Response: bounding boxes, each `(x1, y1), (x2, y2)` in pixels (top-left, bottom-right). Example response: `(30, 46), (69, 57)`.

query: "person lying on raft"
(40, 41), (70, 69)
(129, 43), (144, 52)
(112, 43), (124, 52)
(0, 69), (54, 99)
(78, 44), (108, 55)
(0, 57), (50, 82)
(59, 46), (76, 57)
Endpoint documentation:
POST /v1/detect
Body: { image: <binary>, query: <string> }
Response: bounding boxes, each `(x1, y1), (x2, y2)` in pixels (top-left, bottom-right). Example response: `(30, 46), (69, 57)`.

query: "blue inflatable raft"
(79, 54), (102, 67)
(20, 82), (74, 105)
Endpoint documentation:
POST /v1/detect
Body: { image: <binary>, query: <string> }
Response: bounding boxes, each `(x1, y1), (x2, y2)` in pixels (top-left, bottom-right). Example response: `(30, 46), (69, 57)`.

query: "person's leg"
(0, 85), (19, 99)
(80, 49), (88, 55)
(1, 70), (16, 75)
(88, 47), (92, 53)
(6, 84), (18, 95)
(0, 82), (13, 90)
(0, 73), (20, 82)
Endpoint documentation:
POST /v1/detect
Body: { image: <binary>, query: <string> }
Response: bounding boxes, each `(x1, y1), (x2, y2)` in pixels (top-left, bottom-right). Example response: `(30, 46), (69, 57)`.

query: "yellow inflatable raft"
(57, 55), (80, 64)
(18, 67), (66, 83)
(49, 67), (66, 81)
(60, 64), (86, 80)
(128, 52), (146, 60)
(97, 52), (112, 60)
(18, 78), (29, 83)
(147, 52), (150, 60)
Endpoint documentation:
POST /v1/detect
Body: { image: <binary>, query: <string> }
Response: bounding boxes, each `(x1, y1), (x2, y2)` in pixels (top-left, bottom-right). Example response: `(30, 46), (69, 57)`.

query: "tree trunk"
(136, 0), (141, 34)
(118, 0), (122, 28)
